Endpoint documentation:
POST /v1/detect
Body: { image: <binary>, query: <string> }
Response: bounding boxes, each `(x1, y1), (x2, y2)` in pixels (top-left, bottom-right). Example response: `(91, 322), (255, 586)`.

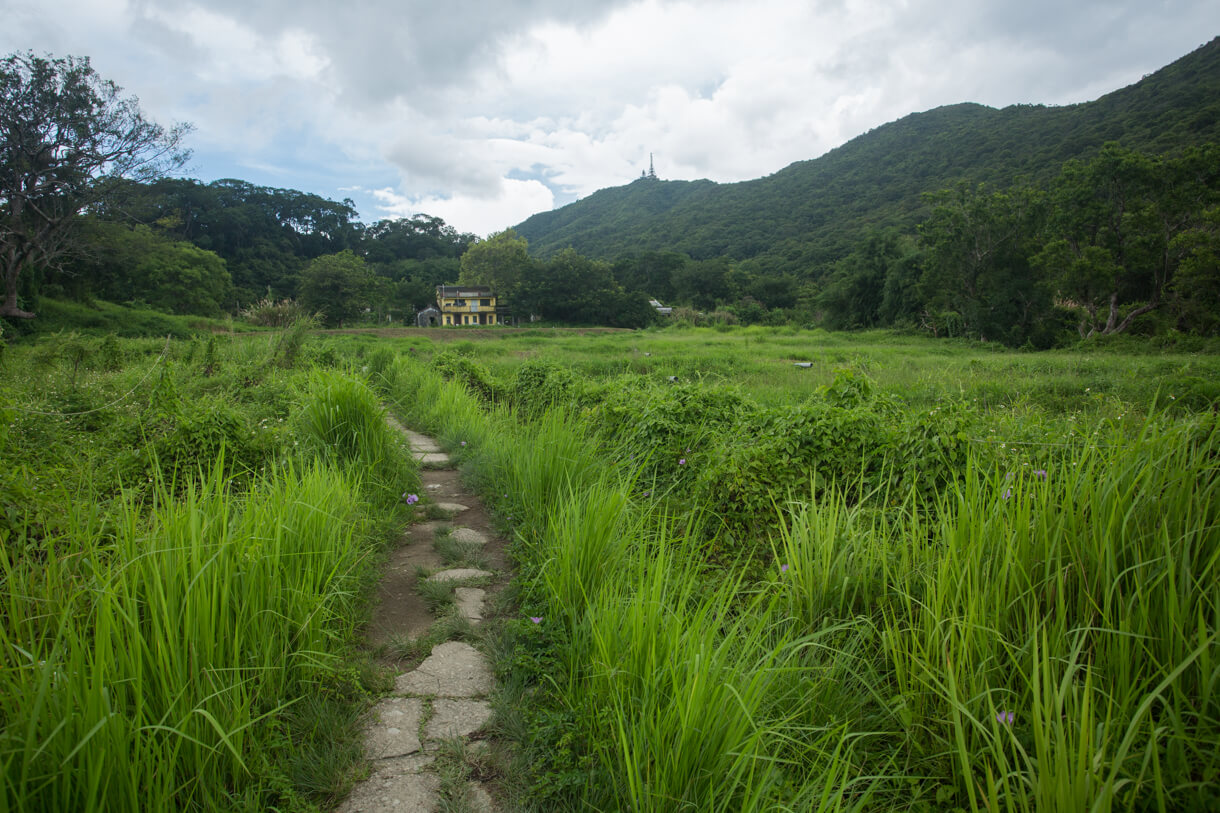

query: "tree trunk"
(1, 271), (35, 319)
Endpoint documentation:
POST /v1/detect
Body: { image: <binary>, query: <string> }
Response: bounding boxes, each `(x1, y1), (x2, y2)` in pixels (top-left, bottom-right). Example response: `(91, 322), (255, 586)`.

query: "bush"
(510, 358), (578, 418)
(431, 350), (501, 403)
(240, 295), (317, 328)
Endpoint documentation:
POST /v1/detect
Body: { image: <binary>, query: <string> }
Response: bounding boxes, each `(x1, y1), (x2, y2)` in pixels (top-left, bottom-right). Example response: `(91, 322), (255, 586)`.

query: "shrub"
(431, 350), (501, 402)
(241, 295), (317, 328)
(510, 358), (578, 418)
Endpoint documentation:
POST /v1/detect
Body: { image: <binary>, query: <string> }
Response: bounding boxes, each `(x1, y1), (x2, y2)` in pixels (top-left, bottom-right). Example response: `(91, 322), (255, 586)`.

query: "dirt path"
(338, 424), (512, 812)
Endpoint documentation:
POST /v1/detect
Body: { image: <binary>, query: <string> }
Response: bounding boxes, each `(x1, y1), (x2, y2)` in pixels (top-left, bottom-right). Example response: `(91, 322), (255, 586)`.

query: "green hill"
(515, 36), (1220, 273)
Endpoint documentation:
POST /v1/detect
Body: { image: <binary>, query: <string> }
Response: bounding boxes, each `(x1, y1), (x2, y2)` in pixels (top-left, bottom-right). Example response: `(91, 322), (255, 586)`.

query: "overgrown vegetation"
(375, 328), (1218, 811)
(0, 330), (417, 811)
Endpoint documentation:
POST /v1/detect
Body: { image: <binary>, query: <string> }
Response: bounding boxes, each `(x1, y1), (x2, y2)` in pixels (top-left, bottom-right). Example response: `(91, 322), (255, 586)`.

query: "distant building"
(649, 298), (672, 316)
(416, 306), (441, 327)
(435, 285), (500, 326)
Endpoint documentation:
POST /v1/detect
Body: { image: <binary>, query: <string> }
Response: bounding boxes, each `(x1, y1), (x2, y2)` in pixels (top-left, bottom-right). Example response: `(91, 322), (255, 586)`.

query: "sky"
(3, 0), (1216, 237)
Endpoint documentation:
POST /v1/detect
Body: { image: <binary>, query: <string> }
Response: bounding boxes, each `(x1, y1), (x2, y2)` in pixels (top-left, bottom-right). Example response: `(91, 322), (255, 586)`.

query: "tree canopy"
(0, 51), (191, 318)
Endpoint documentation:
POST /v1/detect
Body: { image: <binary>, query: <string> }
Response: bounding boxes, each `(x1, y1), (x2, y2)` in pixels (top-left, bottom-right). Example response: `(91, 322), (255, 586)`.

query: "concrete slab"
(428, 568), (492, 583)
(338, 761), (439, 813)
(449, 527), (487, 545)
(405, 430), (442, 452)
(454, 587), (485, 622)
(395, 641), (493, 697)
(436, 502), (471, 515)
(424, 698), (493, 741)
(416, 452), (450, 467)
(366, 697), (424, 759)
(465, 782), (496, 812)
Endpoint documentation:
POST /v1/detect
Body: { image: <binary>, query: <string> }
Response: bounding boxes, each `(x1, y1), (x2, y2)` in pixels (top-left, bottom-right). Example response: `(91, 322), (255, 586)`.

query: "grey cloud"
(384, 131), (503, 196)
(128, 0), (647, 111)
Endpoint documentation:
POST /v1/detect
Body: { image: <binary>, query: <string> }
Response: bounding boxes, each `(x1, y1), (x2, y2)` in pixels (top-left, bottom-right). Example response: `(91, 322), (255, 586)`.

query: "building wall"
(439, 293), (497, 326)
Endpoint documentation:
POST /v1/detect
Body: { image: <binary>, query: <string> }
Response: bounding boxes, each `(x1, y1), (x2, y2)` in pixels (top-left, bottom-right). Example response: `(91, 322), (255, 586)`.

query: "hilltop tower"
(647, 153), (657, 180)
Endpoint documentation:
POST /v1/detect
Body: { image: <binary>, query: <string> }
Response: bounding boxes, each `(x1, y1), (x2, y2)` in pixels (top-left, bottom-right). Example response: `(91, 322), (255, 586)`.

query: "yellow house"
(436, 285), (499, 326)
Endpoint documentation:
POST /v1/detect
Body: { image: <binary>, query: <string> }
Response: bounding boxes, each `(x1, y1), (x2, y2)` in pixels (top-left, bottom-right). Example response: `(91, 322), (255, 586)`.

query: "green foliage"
(591, 378), (755, 477)
(0, 51), (191, 319)
(508, 358), (578, 418)
(240, 294), (316, 327)
(430, 350), (501, 402)
(517, 40), (1220, 278)
(297, 250), (376, 327)
(458, 229), (533, 300)
(696, 397), (891, 540)
(292, 369), (418, 507)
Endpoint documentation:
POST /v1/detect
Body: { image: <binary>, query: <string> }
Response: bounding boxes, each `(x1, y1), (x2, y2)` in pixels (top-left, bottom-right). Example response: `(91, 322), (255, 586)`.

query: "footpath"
(338, 423), (510, 812)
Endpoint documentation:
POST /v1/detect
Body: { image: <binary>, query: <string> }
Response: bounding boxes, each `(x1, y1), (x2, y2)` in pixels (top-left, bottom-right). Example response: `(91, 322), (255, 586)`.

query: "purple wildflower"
(529, 616), (542, 624)
(1033, 469), (1047, 481)
(678, 458), (686, 466)
(1002, 488), (1013, 500)
(780, 564), (789, 573)
(405, 493), (419, 505)
(642, 491), (651, 498)
(460, 440), (467, 447)
(996, 710), (1015, 725)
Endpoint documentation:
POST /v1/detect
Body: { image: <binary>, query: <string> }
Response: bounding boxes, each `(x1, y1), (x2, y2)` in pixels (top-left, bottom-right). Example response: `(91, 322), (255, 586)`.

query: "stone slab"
(449, 527), (487, 545)
(424, 698), (493, 741)
(436, 502), (471, 515)
(416, 452), (450, 466)
(338, 760), (439, 813)
(465, 782), (496, 812)
(454, 587), (485, 622)
(366, 697), (424, 759)
(395, 641), (493, 697)
(427, 568), (492, 583)
(405, 431), (442, 452)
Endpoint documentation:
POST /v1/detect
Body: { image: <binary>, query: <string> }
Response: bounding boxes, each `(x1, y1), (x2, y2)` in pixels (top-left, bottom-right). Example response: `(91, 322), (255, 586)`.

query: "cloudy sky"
(3, 1), (1215, 236)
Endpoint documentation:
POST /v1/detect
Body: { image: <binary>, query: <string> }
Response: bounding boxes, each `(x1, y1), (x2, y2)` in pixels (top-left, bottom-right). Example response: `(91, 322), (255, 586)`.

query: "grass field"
(2, 324), (1217, 811)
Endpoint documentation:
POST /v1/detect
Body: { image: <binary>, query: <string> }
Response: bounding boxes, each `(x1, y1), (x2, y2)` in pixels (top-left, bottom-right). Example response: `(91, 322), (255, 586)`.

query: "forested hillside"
(515, 37), (1220, 272)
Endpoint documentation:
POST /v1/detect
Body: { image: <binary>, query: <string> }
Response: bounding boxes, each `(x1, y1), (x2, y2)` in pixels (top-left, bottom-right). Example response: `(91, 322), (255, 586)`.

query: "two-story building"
(436, 285), (499, 326)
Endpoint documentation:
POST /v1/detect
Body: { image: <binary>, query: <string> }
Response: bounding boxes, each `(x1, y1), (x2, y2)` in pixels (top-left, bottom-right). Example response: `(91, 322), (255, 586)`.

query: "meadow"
(2, 323), (1217, 811)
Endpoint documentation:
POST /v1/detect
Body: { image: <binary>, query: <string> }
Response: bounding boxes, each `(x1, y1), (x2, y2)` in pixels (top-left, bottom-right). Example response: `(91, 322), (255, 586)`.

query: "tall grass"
(0, 461), (373, 810)
(375, 350), (1218, 810)
(772, 416), (1220, 810)
(294, 368), (419, 508)
(0, 351), (418, 810)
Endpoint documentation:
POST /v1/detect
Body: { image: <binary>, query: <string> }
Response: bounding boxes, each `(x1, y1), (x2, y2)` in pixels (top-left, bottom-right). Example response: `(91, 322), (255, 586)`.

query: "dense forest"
(3, 41), (1219, 345)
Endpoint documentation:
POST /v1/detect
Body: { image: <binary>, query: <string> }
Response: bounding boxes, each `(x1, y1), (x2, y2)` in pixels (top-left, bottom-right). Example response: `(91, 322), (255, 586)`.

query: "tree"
(297, 250), (375, 327)
(459, 230), (536, 318)
(0, 52), (191, 318)
(63, 219), (231, 315)
(917, 182), (1049, 345)
(1035, 143), (1220, 338)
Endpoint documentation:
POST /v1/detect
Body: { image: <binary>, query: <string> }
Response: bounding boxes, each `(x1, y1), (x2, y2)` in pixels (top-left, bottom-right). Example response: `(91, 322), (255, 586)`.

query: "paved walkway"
(339, 424), (508, 812)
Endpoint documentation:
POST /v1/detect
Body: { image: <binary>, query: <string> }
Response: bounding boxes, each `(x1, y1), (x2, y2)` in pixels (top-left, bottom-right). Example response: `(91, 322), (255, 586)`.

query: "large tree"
(0, 52), (191, 318)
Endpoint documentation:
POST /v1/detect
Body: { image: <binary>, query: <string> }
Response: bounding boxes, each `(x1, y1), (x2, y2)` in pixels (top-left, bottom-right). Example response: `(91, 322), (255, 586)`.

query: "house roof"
(436, 285), (494, 297)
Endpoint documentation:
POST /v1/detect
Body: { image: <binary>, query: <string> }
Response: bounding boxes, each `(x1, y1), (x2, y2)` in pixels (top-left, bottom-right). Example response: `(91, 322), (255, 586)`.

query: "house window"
(455, 299), (466, 307)
(480, 299), (491, 306)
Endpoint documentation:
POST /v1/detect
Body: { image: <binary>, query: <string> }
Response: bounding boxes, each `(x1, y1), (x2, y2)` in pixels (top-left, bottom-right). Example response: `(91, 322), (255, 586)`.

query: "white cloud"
(3, 0), (1216, 236)
(372, 179), (555, 237)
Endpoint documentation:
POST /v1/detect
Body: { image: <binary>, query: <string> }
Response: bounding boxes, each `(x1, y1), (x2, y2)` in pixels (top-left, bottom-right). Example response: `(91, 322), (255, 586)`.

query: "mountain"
(515, 37), (1220, 274)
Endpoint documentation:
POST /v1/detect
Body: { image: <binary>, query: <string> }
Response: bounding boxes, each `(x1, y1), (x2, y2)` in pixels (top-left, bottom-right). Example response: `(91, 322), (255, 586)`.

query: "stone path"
(339, 424), (509, 813)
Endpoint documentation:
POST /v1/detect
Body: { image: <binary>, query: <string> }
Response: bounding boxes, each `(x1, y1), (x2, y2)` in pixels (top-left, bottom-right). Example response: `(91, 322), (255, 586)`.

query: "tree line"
(4, 50), (1217, 342)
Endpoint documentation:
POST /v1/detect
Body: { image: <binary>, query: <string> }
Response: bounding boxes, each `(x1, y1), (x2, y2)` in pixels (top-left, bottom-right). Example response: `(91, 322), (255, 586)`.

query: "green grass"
(368, 336), (1219, 811)
(5, 325), (1216, 811)
(0, 332), (417, 811)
